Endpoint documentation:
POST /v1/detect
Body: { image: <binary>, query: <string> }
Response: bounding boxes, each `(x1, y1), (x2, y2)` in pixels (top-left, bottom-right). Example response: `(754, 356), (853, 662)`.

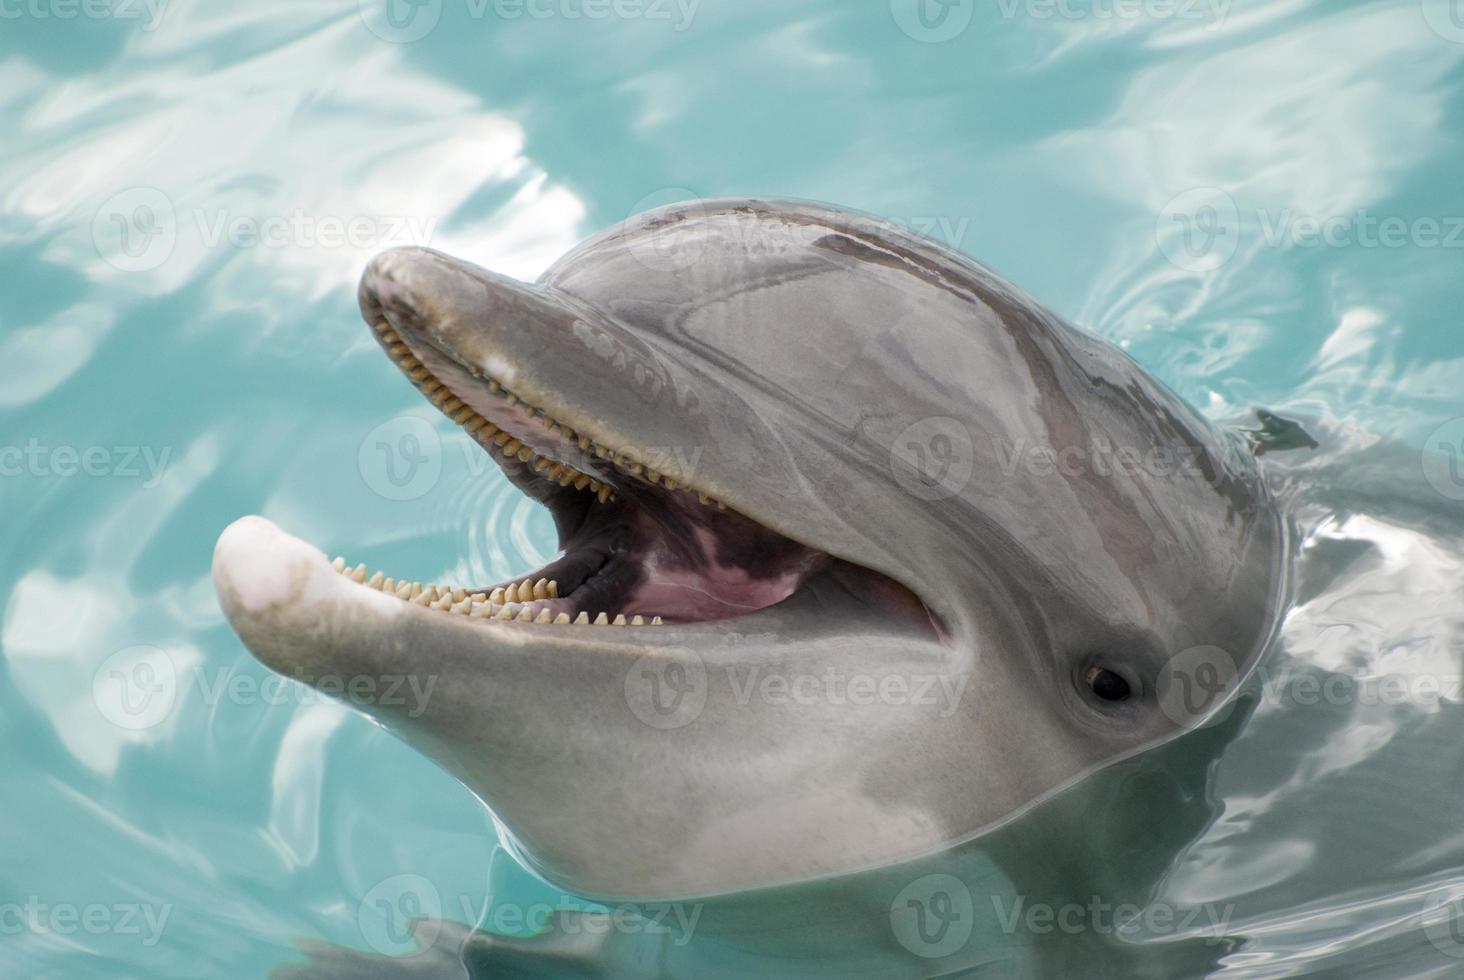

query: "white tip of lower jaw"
(213, 516), (403, 624)
(212, 516), (324, 615)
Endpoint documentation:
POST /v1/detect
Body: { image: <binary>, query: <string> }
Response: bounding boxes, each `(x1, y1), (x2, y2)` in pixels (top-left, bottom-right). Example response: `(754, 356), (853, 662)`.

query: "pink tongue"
(621, 525), (824, 622)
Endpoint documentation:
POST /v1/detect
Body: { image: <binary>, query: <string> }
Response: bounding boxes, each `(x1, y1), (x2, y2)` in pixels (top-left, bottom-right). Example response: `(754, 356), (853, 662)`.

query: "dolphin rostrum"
(213, 199), (1285, 918)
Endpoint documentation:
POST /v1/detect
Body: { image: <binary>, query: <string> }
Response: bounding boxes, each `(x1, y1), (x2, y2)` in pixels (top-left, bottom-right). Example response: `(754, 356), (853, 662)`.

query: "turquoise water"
(3, 1), (1464, 976)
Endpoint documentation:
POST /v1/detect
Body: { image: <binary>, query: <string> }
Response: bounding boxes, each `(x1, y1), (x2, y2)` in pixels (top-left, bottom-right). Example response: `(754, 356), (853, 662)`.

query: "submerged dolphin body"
(213, 200), (1286, 975)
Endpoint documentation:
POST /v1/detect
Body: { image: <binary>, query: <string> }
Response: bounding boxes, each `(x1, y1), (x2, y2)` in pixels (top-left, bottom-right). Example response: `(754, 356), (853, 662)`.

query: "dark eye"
(1084, 665), (1131, 702)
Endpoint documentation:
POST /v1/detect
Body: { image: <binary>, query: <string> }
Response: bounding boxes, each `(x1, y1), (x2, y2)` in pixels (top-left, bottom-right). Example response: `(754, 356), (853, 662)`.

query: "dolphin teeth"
(489, 587), (506, 604)
(532, 579), (549, 600)
(517, 606), (535, 622)
(593, 612), (609, 626)
(383, 577), (395, 593)
(395, 583), (413, 599)
(534, 608), (553, 624)
(631, 615), (645, 626)
(367, 571), (384, 590)
(612, 614), (627, 626)
(547, 581), (559, 598)
(377, 325), (720, 509)
(331, 556), (346, 572)
(413, 592), (433, 606)
(471, 603), (493, 618)
(496, 605), (515, 620)
(350, 563), (368, 583)
(553, 612), (571, 625)
(652, 616), (663, 625)
(573, 612), (589, 625)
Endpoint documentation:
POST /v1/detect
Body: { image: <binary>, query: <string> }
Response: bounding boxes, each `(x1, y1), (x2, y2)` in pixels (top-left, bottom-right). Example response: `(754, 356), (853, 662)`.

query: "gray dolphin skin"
(213, 199), (1286, 968)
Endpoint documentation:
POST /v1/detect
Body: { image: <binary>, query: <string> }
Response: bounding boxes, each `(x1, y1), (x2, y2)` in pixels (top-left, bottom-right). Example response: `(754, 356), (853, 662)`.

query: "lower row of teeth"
(332, 557), (662, 627)
(374, 319), (727, 511)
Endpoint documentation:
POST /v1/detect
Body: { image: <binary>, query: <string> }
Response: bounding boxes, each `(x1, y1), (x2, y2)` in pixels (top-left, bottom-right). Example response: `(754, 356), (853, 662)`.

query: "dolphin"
(212, 199), (1286, 973)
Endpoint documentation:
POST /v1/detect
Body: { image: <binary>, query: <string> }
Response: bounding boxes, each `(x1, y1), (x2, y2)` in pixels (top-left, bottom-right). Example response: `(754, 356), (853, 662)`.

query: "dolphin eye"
(1084, 665), (1131, 702)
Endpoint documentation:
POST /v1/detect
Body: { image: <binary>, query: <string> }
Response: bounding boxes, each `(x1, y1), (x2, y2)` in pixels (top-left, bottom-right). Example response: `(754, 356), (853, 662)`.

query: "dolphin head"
(214, 199), (1283, 900)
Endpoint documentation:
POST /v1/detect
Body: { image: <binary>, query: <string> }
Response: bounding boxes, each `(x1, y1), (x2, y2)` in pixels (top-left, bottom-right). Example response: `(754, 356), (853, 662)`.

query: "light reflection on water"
(1, 0), (1462, 975)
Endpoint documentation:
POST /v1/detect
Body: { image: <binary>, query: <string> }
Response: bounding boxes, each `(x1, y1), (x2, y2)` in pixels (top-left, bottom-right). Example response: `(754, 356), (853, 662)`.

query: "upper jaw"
(357, 247), (943, 634)
(358, 246), (736, 512)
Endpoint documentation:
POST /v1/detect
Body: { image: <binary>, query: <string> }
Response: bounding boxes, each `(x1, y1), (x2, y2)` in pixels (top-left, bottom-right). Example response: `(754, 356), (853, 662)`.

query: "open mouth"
(338, 252), (937, 635)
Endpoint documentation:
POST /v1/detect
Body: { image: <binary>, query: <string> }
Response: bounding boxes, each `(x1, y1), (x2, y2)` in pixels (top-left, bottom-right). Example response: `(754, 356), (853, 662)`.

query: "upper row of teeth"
(332, 556), (663, 627)
(373, 319), (726, 511)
